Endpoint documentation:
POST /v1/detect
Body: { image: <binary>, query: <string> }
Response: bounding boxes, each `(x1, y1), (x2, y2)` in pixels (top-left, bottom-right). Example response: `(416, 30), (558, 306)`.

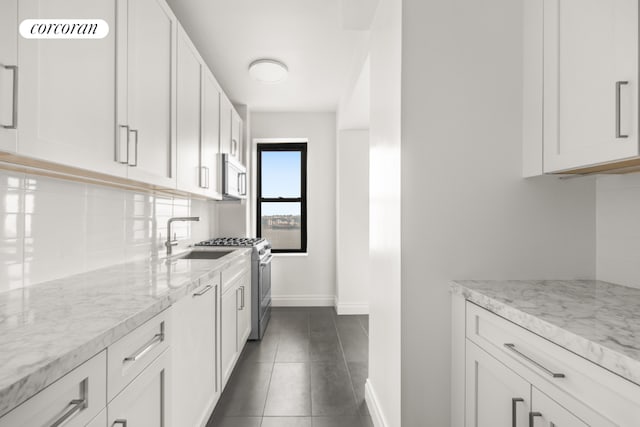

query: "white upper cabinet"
(117, 0), (177, 187)
(176, 27), (222, 199)
(231, 109), (242, 163)
(541, 0), (638, 173)
(201, 69), (222, 199)
(219, 95), (232, 157)
(17, 0), (125, 177)
(176, 27), (203, 195)
(0, 0), (17, 153)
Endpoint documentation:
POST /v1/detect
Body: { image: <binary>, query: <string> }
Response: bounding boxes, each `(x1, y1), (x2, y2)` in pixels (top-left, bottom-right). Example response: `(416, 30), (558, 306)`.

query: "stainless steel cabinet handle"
(128, 129), (138, 167)
(113, 420), (128, 427)
(238, 172), (247, 196)
(193, 284), (213, 297)
(49, 378), (88, 427)
(512, 398), (524, 427)
(123, 332), (164, 363)
(240, 285), (245, 309)
(504, 343), (565, 378)
(529, 411), (542, 427)
(616, 81), (629, 138)
(117, 125), (130, 164)
(236, 287), (241, 310)
(1, 65), (18, 129)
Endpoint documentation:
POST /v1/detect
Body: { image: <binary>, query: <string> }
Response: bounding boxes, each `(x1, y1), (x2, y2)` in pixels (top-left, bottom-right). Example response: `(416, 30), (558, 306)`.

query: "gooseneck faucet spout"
(165, 216), (200, 256)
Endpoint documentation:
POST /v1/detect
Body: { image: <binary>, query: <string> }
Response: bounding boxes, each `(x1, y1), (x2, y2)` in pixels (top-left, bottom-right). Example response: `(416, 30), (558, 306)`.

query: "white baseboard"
(271, 295), (334, 307)
(335, 302), (369, 315)
(365, 379), (389, 427)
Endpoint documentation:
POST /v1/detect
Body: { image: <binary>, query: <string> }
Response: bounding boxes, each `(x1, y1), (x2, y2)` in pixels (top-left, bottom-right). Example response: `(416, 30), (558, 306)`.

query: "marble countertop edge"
(0, 248), (251, 418)
(450, 280), (640, 387)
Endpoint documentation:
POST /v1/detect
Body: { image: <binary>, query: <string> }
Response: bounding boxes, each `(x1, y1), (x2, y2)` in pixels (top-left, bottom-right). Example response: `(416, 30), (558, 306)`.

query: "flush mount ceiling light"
(249, 59), (288, 83)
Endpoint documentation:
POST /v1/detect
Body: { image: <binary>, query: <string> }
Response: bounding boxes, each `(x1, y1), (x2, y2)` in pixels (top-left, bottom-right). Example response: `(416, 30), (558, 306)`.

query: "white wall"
(400, 0), (597, 425)
(250, 112), (337, 306)
(596, 174), (640, 288)
(0, 169), (215, 293)
(336, 129), (370, 314)
(366, 0), (402, 424)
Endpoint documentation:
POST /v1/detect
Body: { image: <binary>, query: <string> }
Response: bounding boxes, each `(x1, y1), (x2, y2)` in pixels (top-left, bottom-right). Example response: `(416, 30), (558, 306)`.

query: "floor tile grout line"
(332, 311), (361, 419)
(259, 323), (281, 424)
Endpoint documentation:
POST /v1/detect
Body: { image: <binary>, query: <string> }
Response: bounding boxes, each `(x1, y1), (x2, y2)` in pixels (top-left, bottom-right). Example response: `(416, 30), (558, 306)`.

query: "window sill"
(272, 252), (308, 257)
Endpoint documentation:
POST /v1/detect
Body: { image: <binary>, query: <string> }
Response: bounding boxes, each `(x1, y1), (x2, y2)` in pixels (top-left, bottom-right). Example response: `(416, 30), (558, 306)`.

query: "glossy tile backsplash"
(0, 169), (214, 293)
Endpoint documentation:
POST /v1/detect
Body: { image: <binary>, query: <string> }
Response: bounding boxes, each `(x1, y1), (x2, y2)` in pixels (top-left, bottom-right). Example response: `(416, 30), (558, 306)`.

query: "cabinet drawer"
(466, 302), (640, 425)
(107, 308), (171, 401)
(0, 350), (106, 427)
(221, 253), (250, 294)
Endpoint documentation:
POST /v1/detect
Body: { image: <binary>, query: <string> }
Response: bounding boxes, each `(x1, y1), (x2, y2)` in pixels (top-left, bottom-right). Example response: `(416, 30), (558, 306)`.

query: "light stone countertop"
(451, 280), (640, 386)
(0, 248), (251, 418)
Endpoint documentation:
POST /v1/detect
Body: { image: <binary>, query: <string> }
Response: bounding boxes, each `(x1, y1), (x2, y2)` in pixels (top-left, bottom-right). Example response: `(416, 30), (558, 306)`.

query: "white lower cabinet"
(531, 387), (588, 427)
(108, 348), (171, 427)
(0, 351), (106, 427)
(172, 276), (221, 427)
(453, 297), (640, 427)
(220, 279), (239, 388)
(236, 272), (252, 348)
(465, 341), (530, 427)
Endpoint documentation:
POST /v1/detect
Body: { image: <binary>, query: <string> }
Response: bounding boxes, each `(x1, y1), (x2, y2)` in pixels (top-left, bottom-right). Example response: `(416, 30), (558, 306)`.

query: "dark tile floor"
(207, 307), (372, 427)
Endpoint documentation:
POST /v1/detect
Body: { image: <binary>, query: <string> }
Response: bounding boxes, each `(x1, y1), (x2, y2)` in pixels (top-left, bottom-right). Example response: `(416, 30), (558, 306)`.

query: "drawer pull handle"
(504, 343), (565, 378)
(124, 332), (164, 363)
(49, 379), (88, 427)
(193, 284), (213, 297)
(529, 411), (542, 427)
(512, 397), (524, 427)
(113, 420), (128, 427)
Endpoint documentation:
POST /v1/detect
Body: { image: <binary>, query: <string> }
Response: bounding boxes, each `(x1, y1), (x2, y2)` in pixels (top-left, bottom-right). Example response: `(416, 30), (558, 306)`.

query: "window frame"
(256, 142), (308, 253)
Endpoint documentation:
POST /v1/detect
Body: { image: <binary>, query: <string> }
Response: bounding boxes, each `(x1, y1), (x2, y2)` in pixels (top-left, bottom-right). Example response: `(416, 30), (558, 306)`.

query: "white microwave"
(222, 153), (247, 199)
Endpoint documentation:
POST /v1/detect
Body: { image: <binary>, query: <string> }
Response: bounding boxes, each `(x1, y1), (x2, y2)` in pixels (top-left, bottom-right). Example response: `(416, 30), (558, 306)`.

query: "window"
(257, 143), (307, 253)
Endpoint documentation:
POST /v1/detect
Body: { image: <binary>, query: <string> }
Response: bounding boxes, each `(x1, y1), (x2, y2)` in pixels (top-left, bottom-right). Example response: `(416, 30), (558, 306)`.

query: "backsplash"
(0, 169), (215, 293)
(597, 174), (640, 289)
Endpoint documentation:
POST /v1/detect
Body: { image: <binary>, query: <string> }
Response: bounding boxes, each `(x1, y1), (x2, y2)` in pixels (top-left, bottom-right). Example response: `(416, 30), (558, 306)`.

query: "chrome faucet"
(165, 216), (200, 256)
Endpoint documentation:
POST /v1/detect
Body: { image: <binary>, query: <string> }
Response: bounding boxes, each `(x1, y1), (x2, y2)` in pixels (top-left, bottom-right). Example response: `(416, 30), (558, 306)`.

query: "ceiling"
(166, 0), (376, 112)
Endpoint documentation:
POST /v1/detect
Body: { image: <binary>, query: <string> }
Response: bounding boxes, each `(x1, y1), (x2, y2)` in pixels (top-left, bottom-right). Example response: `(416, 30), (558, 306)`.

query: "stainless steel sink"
(178, 250), (233, 260)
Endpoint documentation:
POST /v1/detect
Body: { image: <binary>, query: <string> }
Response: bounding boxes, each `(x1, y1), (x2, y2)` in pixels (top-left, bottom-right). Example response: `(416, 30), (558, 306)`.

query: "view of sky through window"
(261, 151), (301, 215)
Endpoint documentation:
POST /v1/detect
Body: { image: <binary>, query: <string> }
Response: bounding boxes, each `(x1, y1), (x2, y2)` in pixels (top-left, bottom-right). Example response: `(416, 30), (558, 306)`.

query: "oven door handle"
(260, 254), (273, 266)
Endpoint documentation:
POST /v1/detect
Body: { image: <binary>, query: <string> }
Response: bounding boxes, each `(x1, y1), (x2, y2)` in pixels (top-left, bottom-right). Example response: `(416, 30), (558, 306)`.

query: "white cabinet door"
(0, 0), (17, 153)
(17, 0), (125, 177)
(172, 278), (220, 427)
(201, 70), (222, 199)
(108, 349), (171, 427)
(465, 341), (531, 427)
(530, 387), (617, 427)
(237, 272), (252, 349)
(220, 282), (239, 388)
(543, 0), (639, 172)
(530, 388), (587, 427)
(176, 27), (202, 195)
(219, 95), (232, 156)
(231, 109), (242, 162)
(118, 0), (176, 187)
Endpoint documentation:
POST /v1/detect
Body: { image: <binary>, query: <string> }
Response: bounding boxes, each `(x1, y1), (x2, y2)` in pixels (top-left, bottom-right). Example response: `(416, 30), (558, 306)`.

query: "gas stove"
(195, 236), (272, 340)
(195, 237), (265, 247)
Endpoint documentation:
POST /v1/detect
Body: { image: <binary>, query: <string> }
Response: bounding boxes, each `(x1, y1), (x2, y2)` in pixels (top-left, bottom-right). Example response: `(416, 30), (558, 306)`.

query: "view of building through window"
(257, 143), (307, 252)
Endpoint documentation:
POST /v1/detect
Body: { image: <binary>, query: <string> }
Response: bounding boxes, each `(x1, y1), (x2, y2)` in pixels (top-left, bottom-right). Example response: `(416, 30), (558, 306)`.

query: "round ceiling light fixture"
(249, 59), (288, 83)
